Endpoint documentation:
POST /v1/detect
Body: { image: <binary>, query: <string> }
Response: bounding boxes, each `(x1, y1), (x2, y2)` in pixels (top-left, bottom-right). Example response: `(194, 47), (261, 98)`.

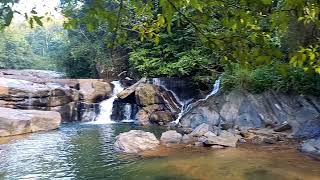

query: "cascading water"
(152, 78), (192, 110)
(93, 81), (124, 124)
(173, 78), (221, 124)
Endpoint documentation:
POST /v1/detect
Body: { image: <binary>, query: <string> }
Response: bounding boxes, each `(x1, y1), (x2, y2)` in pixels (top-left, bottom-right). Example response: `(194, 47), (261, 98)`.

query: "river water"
(0, 123), (320, 180)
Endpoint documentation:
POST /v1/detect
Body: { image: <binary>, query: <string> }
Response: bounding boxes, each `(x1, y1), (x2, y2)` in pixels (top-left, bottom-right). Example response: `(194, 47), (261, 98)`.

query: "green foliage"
(221, 63), (320, 95)
(0, 29), (35, 69)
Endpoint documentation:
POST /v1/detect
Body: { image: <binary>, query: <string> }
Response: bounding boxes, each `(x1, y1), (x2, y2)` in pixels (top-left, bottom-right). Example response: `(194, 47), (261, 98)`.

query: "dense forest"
(0, 0), (320, 94)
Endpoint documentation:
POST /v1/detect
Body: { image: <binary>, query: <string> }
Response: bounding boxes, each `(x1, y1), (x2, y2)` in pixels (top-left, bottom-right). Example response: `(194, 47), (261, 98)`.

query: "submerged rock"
(0, 107), (61, 137)
(160, 130), (182, 144)
(114, 130), (160, 153)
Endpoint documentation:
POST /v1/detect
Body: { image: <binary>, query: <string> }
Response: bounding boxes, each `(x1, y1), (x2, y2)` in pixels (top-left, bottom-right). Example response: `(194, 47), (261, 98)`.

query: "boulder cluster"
(115, 78), (181, 125)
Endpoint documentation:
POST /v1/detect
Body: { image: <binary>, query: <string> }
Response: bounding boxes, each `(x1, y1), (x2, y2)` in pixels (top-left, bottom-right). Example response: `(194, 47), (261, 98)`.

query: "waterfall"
(173, 78), (221, 124)
(152, 78), (192, 108)
(93, 81), (124, 124)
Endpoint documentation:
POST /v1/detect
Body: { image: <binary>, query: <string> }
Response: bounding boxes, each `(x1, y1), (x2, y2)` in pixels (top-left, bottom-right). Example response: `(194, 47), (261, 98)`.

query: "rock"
(197, 136), (207, 143)
(299, 138), (320, 156)
(179, 89), (320, 140)
(78, 79), (113, 103)
(182, 134), (195, 144)
(190, 123), (210, 137)
(143, 104), (164, 113)
(114, 130), (160, 153)
(194, 142), (204, 147)
(135, 83), (163, 106)
(0, 77), (51, 98)
(0, 107), (61, 137)
(150, 111), (174, 124)
(274, 122), (292, 132)
(262, 137), (277, 144)
(211, 145), (225, 149)
(50, 102), (77, 121)
(136, 109), (150, 125)
(204, 130), (241, 147)
(160, 130), (182, 144)
(293, 116), (320, 139)
(204, 131), (217, 138)
(177, 127), (194, 134)
(0, 69), (64, 79)
(239, 138), (247, 143)
(117, 78), (147, 99)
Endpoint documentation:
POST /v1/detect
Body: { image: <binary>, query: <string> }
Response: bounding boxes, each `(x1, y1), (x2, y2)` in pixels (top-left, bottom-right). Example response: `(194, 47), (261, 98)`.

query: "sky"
(13, 0), (63, 22)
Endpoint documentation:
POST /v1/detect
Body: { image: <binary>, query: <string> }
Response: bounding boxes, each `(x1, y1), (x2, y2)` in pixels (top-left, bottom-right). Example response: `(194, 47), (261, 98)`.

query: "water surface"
(0, 123), (319, 180)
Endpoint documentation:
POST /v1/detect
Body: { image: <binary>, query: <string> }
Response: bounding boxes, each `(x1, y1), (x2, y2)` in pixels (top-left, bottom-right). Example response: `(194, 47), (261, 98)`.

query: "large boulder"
(180, 90), (320, 139)
(160, 130), (182, 144)
(114, 130), (160, 153)
(135, 83), (163, 106)
(78, 79), (113, 103)
(0, 107), (61, 137)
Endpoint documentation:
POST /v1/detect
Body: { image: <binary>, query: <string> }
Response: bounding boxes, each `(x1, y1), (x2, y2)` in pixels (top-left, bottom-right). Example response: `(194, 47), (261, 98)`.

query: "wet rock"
(160, 130), (182, 144)
(299, 138), (320, 156)
(114, 130), (160, 153)
(204, 130), (241, 147)
(0, 107), (61, 137)
(150, 111), (174, 124)
(190, 123), (210, 137)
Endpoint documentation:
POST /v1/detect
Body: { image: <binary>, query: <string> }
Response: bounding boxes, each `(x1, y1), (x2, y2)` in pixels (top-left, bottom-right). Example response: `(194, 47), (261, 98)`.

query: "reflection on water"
(0, 123), (320, 180)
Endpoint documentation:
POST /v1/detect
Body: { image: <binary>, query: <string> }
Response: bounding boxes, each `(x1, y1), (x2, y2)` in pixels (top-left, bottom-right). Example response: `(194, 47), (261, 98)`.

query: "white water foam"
(173, 78), (221, 124)
(92, 81), (124, 124)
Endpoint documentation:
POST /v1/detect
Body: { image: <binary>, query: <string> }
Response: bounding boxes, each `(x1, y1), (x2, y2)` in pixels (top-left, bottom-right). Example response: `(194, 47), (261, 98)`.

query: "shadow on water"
(0, 122), (320, 180)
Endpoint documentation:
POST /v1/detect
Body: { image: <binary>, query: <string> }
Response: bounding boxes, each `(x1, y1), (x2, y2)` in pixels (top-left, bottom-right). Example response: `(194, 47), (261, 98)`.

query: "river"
(0, 123), (320, 180)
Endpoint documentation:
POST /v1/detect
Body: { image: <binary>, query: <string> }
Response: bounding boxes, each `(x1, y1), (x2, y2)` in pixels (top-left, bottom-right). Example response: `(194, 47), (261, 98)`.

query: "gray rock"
(274, 122), (292, 132)
(114, 130), (160, 153)
(190, 123), (210, 137)
(299, 138), (320, 156)
(204, 131), (217, 138)
(160, 130), (182, 144)
(180, 89), (320, 140)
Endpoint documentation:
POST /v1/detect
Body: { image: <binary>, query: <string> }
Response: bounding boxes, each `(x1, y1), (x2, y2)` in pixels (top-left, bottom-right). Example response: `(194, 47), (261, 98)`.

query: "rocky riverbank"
(114, 85), (320, 158)
(0, 69), (113, 136)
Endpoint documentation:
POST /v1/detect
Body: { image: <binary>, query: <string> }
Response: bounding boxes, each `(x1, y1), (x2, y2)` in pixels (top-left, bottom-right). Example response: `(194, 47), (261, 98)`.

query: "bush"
(221, 63), (320, 95)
